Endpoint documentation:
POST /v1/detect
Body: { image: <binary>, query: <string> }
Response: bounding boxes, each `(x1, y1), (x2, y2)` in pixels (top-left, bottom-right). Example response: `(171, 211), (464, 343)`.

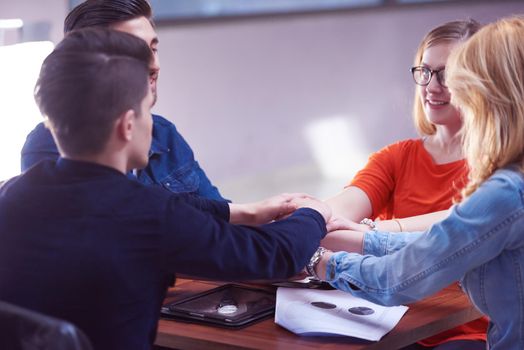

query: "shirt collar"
(149, 119), (170, 157)
(149, 137), (169, 157)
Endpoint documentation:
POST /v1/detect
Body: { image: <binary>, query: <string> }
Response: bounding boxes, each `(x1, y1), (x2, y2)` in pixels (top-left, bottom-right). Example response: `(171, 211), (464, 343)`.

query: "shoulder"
(0, 174), (23, 195)
(448, 167), (524, 247)
(23, 122), (55, 148)
(151, 114), (185, 141)
(370, 138), (421, 159)
(486, 168), (524, 200)
(112, 178), (176, 216)
(383, 138), (421, 153)
(0, 160), (54, 197)
(153, 114), (177, 130)
(461, 167), (524, 215)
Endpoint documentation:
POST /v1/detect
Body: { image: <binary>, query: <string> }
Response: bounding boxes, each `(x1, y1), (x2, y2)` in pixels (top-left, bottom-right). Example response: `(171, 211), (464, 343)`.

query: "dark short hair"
(64, 0), (153, 34)
(34, 28), (152, 156)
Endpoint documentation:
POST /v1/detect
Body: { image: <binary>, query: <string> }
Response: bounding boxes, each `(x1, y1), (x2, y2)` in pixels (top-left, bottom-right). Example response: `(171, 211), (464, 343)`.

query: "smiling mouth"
(426, 100), (448, 106)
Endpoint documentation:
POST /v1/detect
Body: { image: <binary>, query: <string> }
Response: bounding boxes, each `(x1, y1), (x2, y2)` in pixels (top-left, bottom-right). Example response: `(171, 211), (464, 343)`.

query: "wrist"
(359, 218), (377, 231)
(228, 203), (256, 225)
(306, 247), (332, 280)
(315, 251), (334, 281)
(375, 219), (403, 232)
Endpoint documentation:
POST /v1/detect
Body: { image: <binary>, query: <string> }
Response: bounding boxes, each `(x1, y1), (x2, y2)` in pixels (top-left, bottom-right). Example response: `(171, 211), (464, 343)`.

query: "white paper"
(275, 287), (408, 341)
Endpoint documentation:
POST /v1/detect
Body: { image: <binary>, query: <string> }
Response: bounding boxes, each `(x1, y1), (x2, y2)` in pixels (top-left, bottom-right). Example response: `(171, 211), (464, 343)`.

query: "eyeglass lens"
(412, 67), (446, 87)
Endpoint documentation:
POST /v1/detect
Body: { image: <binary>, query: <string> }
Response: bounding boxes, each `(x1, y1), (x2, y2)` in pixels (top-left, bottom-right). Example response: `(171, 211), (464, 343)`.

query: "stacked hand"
(247, 193), (311, 225)
(325, 216), (369, 233)
(230, 193), (319, 225)
(289, 196), (332, 224)
(229, 193), (332, 226)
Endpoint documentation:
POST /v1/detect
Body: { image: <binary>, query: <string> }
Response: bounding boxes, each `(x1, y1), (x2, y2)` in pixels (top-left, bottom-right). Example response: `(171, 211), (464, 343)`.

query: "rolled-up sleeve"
(363, 231), (424, 257)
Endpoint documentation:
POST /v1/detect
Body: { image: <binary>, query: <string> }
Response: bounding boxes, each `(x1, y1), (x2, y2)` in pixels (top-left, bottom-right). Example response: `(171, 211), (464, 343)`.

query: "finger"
(283, 193), (316, 200)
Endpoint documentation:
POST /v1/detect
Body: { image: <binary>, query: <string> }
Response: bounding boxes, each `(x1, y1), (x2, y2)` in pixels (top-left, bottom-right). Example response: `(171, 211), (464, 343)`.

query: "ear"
(115, 109), (136, 142)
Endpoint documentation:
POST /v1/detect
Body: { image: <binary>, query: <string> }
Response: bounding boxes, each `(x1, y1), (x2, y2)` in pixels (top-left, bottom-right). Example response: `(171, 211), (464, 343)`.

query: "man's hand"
(229, 193), (313, 225)
(290, 196), (332, 224)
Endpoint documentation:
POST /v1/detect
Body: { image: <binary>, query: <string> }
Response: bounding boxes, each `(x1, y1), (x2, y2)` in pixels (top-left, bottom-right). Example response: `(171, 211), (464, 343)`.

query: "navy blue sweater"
(0, 158), (326, 349)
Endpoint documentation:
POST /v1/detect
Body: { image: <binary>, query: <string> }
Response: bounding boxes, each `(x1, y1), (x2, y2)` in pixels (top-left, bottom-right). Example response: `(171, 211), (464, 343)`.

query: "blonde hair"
(446, 16), (524, 198)
(412, 19), (481, 136)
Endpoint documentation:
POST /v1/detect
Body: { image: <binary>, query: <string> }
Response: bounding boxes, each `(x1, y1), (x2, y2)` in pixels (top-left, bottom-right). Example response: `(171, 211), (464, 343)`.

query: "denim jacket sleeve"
(363, 230), (424, 257)
(325, 168), (524, 306)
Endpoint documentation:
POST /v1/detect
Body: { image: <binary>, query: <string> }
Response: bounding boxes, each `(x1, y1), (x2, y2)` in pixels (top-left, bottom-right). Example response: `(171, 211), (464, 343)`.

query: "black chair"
(0, 300), (93, 350)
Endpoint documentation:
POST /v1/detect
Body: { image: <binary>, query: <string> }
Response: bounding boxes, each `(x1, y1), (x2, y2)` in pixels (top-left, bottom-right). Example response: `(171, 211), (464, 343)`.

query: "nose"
(150, 52), (160, 77)
(426, 74), (443, 94)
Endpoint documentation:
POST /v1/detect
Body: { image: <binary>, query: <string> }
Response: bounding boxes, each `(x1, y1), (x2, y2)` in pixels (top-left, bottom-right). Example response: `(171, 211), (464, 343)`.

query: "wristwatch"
(306, 247), (329, 280)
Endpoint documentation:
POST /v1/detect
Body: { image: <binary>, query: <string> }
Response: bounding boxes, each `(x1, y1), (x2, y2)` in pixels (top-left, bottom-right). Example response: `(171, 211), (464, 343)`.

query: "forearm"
(375, 209), (451, 232)
(318, 248), (454, 306)
(325, 186), (372, 221)
(320, 230), (364, 253)
(165, 204), (327, 280)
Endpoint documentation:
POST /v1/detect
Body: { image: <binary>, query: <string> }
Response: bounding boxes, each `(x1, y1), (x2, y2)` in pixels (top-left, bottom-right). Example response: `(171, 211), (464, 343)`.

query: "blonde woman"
(310, 16), (524, 350)
(324, 20), (487, 349)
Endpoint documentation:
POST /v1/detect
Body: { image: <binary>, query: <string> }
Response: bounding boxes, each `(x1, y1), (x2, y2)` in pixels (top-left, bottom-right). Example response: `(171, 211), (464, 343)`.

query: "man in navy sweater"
(0, 29), (329, 350)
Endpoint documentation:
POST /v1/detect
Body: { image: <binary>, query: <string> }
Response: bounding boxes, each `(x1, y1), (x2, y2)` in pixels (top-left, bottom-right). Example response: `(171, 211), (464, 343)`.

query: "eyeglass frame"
(410, 66), (447, 87)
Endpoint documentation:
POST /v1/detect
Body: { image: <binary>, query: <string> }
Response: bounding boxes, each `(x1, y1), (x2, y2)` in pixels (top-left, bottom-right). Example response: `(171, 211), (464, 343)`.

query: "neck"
(424, 124), (463, 164)
(62, 152), (128, 174)
(432, 125), (462, 153)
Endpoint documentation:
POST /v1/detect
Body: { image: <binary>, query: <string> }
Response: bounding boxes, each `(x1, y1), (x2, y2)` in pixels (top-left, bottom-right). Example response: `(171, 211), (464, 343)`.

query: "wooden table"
(155, 279), (483, 350)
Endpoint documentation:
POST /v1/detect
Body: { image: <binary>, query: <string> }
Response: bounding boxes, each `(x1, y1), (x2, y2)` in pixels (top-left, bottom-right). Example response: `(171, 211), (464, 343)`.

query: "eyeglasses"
(410, 66), (446, 87)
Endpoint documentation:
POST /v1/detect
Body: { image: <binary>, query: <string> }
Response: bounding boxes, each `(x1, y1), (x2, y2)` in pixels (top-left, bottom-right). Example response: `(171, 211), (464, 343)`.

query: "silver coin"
(348, 306), (374, 315)
(310, 301), (337, 309)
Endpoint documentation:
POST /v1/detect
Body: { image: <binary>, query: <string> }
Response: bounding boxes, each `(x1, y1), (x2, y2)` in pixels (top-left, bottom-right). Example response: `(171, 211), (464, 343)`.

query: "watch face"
(307, 247), (328, 278)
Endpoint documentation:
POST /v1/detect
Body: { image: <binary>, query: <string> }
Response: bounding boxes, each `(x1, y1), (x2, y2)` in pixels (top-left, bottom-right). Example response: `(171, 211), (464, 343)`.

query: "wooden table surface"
(155, 279), (483, 350)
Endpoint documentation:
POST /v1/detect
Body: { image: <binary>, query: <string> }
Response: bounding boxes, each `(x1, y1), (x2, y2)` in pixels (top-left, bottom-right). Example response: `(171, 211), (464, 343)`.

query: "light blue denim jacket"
(325, 167), (524, 350)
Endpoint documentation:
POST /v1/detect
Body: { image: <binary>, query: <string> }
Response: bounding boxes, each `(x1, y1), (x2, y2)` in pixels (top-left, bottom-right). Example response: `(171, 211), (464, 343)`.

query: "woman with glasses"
(322, 20), (487, 349)
(312, 16), (524, 350)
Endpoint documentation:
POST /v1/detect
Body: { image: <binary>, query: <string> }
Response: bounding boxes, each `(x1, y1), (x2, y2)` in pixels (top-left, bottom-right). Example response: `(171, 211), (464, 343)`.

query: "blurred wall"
(1, 1), (524, 200)
(0, 0), (65, 44)
(151, 1), (524, 200)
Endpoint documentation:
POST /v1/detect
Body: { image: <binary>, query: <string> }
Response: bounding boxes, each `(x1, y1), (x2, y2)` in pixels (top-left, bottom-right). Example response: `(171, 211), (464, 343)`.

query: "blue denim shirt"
(20, 114), (226, 201)
(325, 168), (524, 350)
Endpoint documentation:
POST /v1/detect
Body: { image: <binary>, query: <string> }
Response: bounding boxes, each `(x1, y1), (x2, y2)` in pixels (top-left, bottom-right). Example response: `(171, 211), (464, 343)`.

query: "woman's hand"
(326, 216), (370, 233)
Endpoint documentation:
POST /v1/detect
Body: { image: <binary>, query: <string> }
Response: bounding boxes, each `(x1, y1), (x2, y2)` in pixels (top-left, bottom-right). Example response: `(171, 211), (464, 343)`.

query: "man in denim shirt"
(21, 0), (225, 200)
(307, 17), (524, 350)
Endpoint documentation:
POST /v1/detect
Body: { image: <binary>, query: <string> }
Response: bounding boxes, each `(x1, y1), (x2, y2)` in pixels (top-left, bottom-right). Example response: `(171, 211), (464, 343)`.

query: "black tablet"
(160, 284), (276, 328)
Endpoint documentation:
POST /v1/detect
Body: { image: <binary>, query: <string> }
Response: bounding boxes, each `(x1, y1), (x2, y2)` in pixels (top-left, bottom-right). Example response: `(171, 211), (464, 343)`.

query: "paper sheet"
(275, 287), (408, 341)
